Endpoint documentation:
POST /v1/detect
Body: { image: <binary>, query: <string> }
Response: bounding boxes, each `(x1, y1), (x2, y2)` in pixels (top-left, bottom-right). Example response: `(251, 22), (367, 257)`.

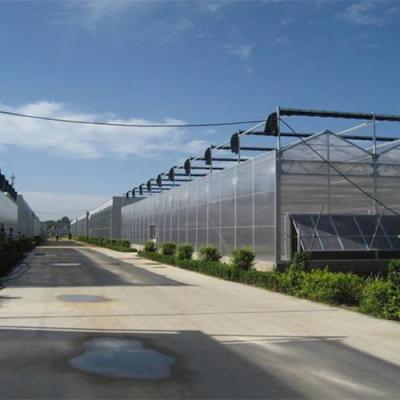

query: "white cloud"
(224, 44), (253, 60)
(65, 0), (152, 31)
(280, 16), (294, 27)
(0, 100), (207, 160)
(342, 1), (389, 26)
(197, 1), (227, 14)
(23, 191), (110, 220)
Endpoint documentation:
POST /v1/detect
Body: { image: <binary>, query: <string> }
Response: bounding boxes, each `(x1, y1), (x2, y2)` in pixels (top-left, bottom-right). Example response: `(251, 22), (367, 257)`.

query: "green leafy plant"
(176, 243), (194, 260)
(144, 240), (157, 253)
(198, 245), (222, 262)
(296, 268), (364, 305)
(0, 237), (37, 278)
(359, 259), (400, 320)
(161, 241), (177, 256)
(231, 247), (255, 270)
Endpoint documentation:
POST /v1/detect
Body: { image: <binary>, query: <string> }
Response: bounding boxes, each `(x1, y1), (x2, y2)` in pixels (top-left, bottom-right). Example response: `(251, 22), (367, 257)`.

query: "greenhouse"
(120, 108), (400, 267)
(71, 196), (139, 239)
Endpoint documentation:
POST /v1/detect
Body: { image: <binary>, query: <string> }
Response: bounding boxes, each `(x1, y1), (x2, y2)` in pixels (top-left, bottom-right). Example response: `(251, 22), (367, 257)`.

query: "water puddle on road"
(58, 294), (110, 303)
(69, 338), (174, 379)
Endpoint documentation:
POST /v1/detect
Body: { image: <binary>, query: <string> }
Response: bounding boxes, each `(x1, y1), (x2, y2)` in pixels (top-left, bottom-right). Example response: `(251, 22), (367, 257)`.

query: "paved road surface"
(0, 243), (399, 399)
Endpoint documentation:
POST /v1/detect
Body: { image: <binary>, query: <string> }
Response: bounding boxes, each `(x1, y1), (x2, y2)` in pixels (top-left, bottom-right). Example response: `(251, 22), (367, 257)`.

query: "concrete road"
(0, 243), (399, 399)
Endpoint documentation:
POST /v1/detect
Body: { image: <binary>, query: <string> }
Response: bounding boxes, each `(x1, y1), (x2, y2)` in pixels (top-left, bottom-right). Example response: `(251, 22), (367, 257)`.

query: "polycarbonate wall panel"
(0, 192), (17, 232)
(121, 152), (276, 262)
(279, 131), (400, 260)
(16, 195), (40, 238)
(72, 216), (88, 237)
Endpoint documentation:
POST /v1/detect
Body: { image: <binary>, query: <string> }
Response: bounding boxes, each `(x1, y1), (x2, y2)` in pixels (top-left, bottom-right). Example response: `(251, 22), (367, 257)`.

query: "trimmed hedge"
(73, 236), (136, 252)
(138, 250), (364, 306)
(0, 237), (37, 278)
(161, 241), (176, 256)
(198, 245), (222, 262)
(144, 241), (157, 253)
(138, 247), (400, 320)
(176, 243), (194, 260)
(359, 260), (400, 320)
(231, 247), (256, 270)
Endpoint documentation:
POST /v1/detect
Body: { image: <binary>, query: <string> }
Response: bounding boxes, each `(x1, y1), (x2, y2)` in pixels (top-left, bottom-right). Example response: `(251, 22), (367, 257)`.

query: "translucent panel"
(221, 198), (235, 227)
(332, 216), (366, 250)
(380, 216), (400, 249)
(237, 162), (253, 197)
(208, 228), (221, 249)
(355, 215), (391, 250)
(312, 216), (342, 251)
(236, 196), (253, 227)
(220, 168), (235, 200)
(282, 132), (371, 162)
(377, 142), (400, 163)
(254, 192), (275, 227)
(187, 229), (196, 247)
(208, 202), (220, 229)
(197, 228), (207, 247)
(236, 227), (252, 248)
(187, 206), (196, 229)
(292, 215), (323, 251)
(221, 228), (235, 254)
(120, 151), (276, 261)
(208, 173), (220, 202)
(197, 204), (207, 228)
(254, 227), (275, 261)
(254, 153), (275, 194)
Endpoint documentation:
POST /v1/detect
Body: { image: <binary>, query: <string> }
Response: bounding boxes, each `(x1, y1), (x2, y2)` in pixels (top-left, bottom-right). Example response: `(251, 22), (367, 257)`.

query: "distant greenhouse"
(70, 196), (140, 239)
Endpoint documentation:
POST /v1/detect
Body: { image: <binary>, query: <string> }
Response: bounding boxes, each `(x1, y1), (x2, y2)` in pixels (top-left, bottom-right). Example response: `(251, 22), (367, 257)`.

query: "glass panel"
(312, 215), (342, 251)
(221, 228), (235, 254)
(292, 215), (323, 251)
(354, 216), (391, 250)
(380, 216), (400, 249)
(332, 215), (366, 250)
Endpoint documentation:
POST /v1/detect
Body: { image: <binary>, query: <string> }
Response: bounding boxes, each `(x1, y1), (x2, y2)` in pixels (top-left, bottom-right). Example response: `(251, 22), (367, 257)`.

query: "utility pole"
(10, 173), (15, 187)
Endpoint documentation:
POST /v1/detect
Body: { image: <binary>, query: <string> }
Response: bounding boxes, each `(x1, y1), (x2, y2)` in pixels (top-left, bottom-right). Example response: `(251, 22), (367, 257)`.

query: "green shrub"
(199, 245), (222, 262)
(0, 238), (36, 278)
(290, 252), (310, 271)
(72, 236), (135, 252)
(388, 259), (400, 285)
(176, 243), (194, 260)
(138, 250), (176, 265)
(137, 244), (400, 322)
(297, 268), (364, 305)
(161, 241), (176, 256)
(359, 279), (392, 318)
(359, 259), (400, 320)
(144, 241), (157, 253)
(231, 247), (255, 270)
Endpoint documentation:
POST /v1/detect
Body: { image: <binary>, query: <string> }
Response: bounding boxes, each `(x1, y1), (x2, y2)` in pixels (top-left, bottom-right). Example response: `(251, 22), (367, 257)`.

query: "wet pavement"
(70, 337), (174, 379)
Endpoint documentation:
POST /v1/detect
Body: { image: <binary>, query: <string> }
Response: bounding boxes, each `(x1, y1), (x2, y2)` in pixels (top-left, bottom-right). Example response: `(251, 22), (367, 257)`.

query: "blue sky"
(0, 0), (399, 219)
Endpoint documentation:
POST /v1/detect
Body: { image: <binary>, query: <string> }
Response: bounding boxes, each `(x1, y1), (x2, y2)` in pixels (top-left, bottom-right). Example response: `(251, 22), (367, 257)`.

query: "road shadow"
(0, 327), (398, 399)
(7, 248), (187, 288)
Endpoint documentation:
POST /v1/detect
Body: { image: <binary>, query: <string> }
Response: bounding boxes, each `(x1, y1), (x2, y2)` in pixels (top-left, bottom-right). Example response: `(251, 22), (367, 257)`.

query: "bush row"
(73, 236), (136, 252)
(0, 237), (39, 278)
(147, 241), (255, 270)
(139, 243), (400, 320)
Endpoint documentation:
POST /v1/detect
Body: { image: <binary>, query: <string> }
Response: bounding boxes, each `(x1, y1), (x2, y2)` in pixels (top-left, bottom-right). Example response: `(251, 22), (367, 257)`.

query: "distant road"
(0, 244), (399, 399)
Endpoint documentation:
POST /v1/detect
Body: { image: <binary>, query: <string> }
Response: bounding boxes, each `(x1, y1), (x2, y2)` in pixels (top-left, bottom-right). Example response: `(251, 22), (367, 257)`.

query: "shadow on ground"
(7, 247), (186, 288)
(0, 327), (398, 399)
